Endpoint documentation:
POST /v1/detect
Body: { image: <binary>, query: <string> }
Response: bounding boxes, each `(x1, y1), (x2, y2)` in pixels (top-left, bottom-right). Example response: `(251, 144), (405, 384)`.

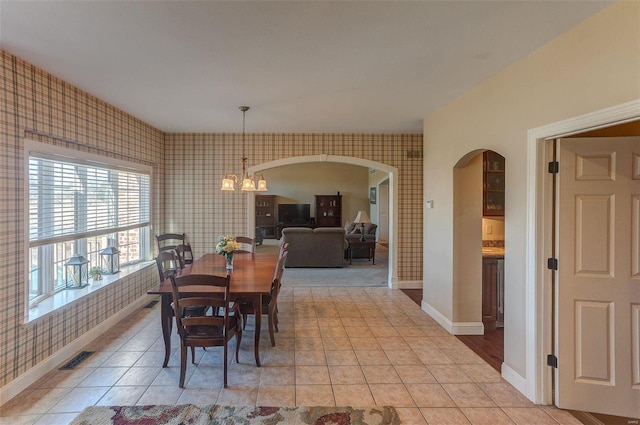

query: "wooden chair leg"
(268, 312), (276, 347)
(235, 329), (242, 363)
(179, 343), (187, 388)
(223, 342), (228, 388)
(242, 313), (248, 330)
(191, 346), (196, 363)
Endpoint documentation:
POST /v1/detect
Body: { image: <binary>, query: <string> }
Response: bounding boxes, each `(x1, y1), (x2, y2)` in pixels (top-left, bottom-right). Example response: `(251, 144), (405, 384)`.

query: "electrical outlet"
(486, 225), (493, 234)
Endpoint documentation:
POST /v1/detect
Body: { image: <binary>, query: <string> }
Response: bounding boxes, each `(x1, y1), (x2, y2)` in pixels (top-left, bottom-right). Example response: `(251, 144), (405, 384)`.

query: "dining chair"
(156, 233), (185, 255)
(169, 273), (242, 388)
(175, 243), (194, 267)
(234, 236), (256, 258)
(240, 249), (288, 347)
(156, 251), (208, 359)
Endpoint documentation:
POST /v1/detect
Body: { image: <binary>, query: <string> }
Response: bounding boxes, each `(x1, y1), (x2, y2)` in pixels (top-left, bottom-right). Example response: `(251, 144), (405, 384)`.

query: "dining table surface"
(147, 252), (276, 367)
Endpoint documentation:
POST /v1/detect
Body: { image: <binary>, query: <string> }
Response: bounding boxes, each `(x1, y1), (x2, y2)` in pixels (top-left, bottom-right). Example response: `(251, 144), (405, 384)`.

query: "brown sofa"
(344, 221), (377, 258)
(281, 227), (347, 268)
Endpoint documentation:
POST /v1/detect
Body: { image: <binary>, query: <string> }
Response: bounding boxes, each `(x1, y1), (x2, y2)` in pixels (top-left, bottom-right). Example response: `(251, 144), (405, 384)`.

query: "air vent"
(59, 351), (95, 370)
(144, 300), (159, 308)
(406, 149), (423, 159)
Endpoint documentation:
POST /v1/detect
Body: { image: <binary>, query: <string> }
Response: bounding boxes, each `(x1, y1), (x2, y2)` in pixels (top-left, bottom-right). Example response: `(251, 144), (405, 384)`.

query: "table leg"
(160, 294), (173, 368)
(254, 294), (262, 367)
(372, 247), (375, 265)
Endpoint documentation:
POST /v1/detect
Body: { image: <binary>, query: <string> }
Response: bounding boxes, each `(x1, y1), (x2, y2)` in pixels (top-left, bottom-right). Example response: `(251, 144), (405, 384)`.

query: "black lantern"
(65, 254), (89, 289)
(100, 246), (120, 274)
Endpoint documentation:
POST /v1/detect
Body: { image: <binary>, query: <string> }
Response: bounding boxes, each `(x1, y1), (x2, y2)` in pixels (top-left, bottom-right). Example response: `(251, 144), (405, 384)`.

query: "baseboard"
(421, 301), (453, 333)
(397, 280), (422, 289)
(501, 362), (528, 398)
(450, 322), (484, 335)
(0, 294), (155, 407)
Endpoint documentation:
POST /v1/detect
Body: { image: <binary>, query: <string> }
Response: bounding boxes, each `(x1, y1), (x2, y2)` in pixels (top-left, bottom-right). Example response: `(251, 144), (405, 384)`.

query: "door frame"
(526, 99), (640, 404)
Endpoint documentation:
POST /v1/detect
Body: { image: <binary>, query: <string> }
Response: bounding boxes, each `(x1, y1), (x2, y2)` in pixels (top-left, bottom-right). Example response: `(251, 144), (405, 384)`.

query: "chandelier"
(220, 106), (267, 192)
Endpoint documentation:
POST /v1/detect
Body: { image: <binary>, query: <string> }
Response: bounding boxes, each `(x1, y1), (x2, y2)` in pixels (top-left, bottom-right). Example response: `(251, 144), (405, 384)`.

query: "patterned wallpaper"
(0, 48), (423, 391)
(0, 50), (164, 388)
(164, 133), (423, 281)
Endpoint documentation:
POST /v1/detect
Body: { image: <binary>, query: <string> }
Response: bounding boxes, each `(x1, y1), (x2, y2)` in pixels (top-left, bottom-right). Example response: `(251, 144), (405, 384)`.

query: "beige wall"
(453, 154), (483, 323)
(423, 1), (640, 379)
(482, 217), (505, 241)
(261, 162), (370, 224)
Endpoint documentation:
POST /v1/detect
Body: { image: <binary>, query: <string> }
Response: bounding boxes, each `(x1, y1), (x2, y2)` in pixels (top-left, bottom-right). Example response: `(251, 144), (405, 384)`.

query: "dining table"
(147, 252), (275, 367)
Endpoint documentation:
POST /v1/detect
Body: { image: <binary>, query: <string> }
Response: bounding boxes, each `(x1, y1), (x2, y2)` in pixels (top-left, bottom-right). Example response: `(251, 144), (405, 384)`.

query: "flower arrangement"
(215, 236), (240, 255)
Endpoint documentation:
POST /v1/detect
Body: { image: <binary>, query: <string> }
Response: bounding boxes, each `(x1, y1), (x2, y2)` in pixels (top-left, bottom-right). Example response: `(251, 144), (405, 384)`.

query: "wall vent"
(59, 351), (95, 370)
(406, 149), (423, 159)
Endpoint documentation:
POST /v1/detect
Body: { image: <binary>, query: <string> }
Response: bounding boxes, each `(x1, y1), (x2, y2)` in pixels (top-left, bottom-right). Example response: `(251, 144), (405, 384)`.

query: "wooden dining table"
(147, 252), (275, 367)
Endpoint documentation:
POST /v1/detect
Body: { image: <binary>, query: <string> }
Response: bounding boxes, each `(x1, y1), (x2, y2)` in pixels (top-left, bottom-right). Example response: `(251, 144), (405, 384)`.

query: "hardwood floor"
(400, 288), (504, 372)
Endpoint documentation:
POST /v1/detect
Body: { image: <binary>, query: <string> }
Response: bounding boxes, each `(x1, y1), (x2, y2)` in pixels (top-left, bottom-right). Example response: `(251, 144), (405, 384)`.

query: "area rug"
(70, 404), (401, 425)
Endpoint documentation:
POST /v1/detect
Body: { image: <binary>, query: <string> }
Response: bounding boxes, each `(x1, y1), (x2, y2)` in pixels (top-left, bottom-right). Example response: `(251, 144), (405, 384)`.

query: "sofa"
(280, 227), (347, 268)
(344, 221), (377, 258)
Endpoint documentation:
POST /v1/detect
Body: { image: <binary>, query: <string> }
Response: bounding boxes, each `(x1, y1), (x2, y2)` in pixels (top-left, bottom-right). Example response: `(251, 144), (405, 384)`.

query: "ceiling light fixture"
(220, 106), (267, 192)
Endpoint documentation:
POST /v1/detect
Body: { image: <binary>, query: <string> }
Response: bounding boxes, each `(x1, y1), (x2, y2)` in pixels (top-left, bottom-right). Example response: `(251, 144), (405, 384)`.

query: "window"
(26, 140), (151, 307)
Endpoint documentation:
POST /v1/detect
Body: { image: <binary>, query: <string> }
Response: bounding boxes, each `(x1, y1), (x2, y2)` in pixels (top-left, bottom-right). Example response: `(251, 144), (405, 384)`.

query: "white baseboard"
(502, 362), (528, 398)
(450, 322), (484, 335)
(397, 280), (422, 289)
(0, 294), (155, 407)
(421, 301), (453, 333)
(420, 301), (484, 335)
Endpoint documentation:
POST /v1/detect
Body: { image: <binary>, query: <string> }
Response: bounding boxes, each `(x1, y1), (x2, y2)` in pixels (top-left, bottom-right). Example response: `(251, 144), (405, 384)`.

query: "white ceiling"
(0, 1), (610, 134)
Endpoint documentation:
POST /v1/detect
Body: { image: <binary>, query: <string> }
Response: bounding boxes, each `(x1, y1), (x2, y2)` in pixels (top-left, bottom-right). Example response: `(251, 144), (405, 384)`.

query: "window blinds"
(28, 154), (151, 247)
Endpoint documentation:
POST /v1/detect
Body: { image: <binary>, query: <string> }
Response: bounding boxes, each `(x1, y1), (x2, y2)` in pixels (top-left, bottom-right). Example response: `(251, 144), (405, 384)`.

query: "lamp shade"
(353, 211), (371, 224)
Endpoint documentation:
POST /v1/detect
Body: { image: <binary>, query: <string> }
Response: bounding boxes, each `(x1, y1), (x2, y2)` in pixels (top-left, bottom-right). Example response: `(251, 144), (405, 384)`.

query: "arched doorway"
(247, 154), (399, 288)
(452, 149), (506, 371)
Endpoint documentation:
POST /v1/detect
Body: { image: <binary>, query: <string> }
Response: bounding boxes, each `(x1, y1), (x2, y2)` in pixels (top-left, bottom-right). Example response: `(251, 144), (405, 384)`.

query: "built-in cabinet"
(315, 195), (342, 227)
(255, 195), (277, 239)
(483, 151), (505, 216)
(482, 257), (504, 330)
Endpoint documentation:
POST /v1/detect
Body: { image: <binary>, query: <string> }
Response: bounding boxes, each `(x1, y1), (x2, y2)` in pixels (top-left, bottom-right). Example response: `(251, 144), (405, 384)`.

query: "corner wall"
(423, 1), (640, 386)
(0, 50), (165, 393)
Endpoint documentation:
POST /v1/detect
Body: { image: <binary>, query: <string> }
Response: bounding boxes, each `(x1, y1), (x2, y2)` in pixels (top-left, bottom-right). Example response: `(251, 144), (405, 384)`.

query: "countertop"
(482, 247), (505, 258)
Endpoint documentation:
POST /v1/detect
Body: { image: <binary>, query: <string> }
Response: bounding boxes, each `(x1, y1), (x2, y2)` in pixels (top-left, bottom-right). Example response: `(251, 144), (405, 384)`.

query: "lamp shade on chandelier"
(220, 106), (267, 192)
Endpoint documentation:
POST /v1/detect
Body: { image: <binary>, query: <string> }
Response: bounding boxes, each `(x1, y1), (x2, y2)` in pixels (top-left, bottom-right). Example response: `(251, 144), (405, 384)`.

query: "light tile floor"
(0, 286), (582, 424)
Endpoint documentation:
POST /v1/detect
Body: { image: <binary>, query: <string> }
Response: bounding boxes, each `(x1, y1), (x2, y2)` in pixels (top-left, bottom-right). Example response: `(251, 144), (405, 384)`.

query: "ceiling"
(0, 1), (611, 134)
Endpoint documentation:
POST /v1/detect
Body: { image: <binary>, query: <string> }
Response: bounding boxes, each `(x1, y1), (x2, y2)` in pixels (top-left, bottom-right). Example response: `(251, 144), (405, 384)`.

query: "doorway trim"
(246, 154), (399, 288)
(526, 99), (640, 404)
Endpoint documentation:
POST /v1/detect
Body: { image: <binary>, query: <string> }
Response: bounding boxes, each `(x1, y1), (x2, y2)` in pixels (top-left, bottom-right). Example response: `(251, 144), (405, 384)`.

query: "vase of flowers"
(215, 236), (240, 270)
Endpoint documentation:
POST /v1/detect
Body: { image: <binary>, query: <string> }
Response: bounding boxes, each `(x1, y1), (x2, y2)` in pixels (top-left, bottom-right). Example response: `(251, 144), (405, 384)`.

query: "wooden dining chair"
(234, 236), (256, 258)
(240, 250), (288, 347)
(156, 251), (208, 359)
(175, 243), (194, 267)
(169, 273), (242, 388)
(156, 233), (185, 255)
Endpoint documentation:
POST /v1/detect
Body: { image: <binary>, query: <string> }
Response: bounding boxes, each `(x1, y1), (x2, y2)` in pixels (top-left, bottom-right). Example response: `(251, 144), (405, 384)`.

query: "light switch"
(426, 200), (434, 209)
(486, 225), (493, 234)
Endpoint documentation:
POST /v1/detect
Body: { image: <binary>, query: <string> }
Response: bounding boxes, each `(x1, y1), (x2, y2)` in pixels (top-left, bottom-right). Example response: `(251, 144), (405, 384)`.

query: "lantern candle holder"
(65, 254), (89, 289)
(100, 246), (120, 274)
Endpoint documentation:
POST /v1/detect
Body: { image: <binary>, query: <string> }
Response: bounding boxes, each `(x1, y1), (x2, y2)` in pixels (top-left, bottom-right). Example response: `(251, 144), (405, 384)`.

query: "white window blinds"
(28, 153), (151, 247)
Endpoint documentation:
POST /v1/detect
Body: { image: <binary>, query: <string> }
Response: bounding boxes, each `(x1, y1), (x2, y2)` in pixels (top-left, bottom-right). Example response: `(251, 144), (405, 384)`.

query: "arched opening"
(247, 154), (399, 288)
(452, 148), (506, 371)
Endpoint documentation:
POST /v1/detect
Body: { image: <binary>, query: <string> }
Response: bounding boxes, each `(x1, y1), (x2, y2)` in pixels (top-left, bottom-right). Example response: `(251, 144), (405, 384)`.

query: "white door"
(557, 137), (640, 418)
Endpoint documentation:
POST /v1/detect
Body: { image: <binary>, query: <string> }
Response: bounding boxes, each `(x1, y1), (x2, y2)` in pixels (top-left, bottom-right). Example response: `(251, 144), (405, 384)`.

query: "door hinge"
(548, 161), (559, 174)
(547, 354), (558, 368)
(547, 258), (558, 270)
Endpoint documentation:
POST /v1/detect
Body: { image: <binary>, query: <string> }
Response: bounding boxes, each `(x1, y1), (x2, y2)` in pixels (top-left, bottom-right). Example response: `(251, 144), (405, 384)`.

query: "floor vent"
(144, 300), (159, 308)
(59, 351), (95, 370)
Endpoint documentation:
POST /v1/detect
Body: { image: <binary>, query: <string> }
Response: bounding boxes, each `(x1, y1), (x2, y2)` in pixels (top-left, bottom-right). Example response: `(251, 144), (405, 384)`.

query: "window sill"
(26, 261), (155, 324)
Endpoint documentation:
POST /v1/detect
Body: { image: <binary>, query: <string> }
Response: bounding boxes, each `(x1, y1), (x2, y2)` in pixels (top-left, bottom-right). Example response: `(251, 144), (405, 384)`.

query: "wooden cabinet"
(483, 151), (505, 216)
(482, 257), (505, 330)
(255, 195), (277, 239)
(315, 195), (342, 227)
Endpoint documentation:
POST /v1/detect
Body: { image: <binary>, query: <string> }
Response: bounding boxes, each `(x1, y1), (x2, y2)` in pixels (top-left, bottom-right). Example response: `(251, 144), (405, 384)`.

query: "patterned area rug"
(70, 404), (401, 425)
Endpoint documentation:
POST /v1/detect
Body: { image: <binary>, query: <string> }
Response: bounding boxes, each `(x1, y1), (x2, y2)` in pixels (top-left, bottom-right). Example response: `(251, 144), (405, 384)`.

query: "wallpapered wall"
(0, 48), (423, 391)
(164, 133), (423, 281)
(0, 51), (165, 388)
